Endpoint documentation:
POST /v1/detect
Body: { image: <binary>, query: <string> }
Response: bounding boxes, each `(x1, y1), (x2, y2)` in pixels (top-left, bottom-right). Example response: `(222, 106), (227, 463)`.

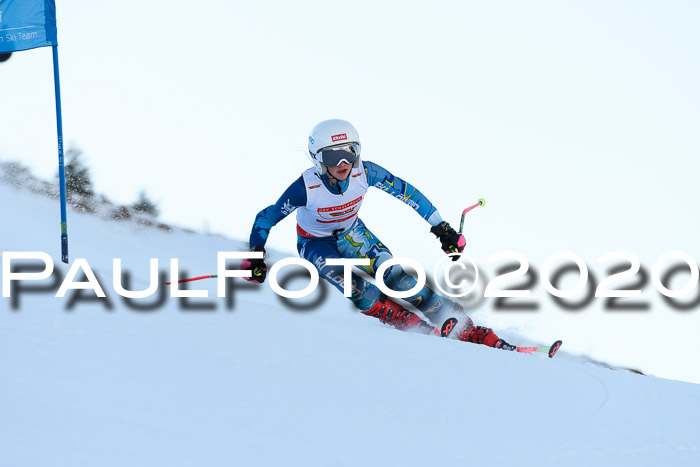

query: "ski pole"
(164, 266), (265, 285)
(458, 198), (486, 234)
(165, 274), (218, 285)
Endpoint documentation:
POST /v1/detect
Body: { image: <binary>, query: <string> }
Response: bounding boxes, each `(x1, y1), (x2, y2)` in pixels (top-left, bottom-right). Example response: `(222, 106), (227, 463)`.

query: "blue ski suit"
(249, 159), (461, 324)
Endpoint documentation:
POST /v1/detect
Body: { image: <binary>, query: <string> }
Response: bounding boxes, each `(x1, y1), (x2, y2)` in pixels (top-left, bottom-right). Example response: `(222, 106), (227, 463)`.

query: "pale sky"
(1, 0), (700, 382)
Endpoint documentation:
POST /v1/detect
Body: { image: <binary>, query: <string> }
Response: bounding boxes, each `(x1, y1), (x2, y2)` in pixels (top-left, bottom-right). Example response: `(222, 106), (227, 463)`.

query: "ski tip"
(548, 340), (563, 358)
(440, 317), (458, 337)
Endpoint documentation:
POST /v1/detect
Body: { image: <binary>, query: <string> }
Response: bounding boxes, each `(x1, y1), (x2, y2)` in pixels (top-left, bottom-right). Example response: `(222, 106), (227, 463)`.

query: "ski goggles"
(319, 142), (360, 167)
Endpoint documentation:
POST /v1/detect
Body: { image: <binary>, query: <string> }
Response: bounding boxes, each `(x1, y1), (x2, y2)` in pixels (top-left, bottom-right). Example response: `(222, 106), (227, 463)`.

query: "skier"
(243, 119), (513, 349)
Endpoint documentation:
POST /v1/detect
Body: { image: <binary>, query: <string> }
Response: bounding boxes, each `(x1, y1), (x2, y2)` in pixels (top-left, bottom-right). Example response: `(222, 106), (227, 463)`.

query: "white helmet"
(307, 119), (362, 176)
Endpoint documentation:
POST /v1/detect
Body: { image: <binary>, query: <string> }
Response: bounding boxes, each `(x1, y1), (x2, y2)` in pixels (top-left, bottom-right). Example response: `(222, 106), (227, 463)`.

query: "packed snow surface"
(1, 182), (699, 467)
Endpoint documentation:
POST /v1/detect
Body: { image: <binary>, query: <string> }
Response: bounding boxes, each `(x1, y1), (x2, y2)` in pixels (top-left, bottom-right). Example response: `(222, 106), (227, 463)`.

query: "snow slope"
(1, 181), (700, 467)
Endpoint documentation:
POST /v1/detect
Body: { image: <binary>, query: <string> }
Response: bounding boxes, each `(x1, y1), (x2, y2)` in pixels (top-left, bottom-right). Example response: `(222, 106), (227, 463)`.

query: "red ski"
(514, 340), (563, 358)
(438, 317), (563, 358)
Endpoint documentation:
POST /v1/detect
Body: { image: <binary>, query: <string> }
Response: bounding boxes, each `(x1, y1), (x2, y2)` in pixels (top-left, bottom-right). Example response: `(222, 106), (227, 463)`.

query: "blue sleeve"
(249, 176), (307, 248)
(363, 160), (443, 226)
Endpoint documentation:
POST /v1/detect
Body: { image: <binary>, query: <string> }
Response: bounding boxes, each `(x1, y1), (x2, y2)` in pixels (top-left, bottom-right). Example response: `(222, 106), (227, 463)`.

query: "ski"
(437, 317), (563, 358)
(438, 317), (458, 337)
(513, 340), (563, 358)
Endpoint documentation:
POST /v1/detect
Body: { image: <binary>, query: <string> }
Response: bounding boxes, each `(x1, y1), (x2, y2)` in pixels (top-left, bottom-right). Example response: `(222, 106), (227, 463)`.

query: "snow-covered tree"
(132, 190), (160, 217)
(64, 146), (94, 197)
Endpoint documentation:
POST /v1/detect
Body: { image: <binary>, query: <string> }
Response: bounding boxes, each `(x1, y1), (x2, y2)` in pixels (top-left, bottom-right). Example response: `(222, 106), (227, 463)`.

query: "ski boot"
(362, 296), (435, 334)
(454, 317), (501, 347)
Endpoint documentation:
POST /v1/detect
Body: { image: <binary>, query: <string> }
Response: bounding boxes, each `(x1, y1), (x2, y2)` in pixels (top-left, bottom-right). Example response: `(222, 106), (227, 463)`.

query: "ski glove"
(430, 221), (466, 261)
(242, 245), (268, 283)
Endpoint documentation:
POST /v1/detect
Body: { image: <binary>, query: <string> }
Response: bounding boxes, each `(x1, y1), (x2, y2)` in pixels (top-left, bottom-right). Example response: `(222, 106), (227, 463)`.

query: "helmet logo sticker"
(331, 133), (348, 142)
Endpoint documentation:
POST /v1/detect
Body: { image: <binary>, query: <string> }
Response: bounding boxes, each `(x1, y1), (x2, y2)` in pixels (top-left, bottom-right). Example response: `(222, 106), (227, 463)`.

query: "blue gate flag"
(0, 0), (57, 53)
